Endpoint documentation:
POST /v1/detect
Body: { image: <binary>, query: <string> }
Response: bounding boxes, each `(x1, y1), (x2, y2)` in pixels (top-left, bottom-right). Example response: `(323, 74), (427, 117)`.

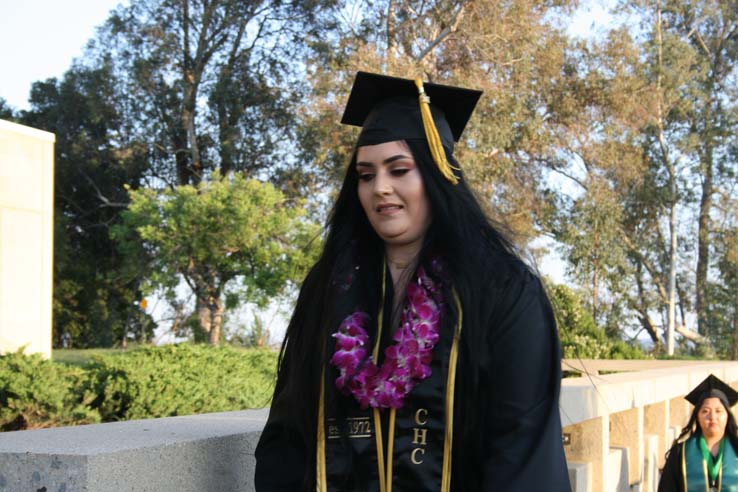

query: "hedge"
(0, 344), (278, 431)
(0, 351), (100, 431)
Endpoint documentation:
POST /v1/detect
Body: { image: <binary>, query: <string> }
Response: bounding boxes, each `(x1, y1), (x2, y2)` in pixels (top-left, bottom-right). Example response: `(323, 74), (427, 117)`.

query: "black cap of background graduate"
(340, 72), (482, 183)
(685, 374), (738, 408)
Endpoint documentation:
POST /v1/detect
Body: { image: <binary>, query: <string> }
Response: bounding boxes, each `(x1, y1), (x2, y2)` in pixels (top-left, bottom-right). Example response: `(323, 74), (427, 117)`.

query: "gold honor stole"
(682, 436), (738, 492)
(316, 291), (463, 492)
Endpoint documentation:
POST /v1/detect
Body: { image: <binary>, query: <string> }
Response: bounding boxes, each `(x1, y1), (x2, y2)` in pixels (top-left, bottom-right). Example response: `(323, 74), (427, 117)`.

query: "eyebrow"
(356, 154), (413, 167)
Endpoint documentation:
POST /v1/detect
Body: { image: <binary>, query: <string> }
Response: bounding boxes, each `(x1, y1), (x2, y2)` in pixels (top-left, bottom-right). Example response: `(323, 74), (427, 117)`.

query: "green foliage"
(86, 344), (278, 421)
(549, 283), (645, 359)
(1, 346), (278, 431)
(703, 202), (738, 358)
(113, 173), (319, 343)
(21, 63), (151, 348)
(0, 351), (100, 431)
(0, 98), (16, 120)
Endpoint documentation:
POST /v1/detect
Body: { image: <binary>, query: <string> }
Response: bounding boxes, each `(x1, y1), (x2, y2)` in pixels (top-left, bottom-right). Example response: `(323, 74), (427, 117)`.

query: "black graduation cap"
(340, 71), (483, 152)
(685, 374), (738, 408)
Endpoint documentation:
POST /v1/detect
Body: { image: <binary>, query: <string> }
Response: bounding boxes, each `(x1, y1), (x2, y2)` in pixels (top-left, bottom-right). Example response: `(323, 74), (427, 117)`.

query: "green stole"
(683, 435), (738, 491)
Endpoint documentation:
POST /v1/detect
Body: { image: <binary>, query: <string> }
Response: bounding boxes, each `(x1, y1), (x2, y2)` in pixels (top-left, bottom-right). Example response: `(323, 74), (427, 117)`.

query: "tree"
(548, 282), (645, 359)
(20, 63), (151, 348)
(662, 0), (738, 336)
(0, 98), (16, 120)
(92, 0), (339, 188)
(538, 0), (737, 355)
(623, 0), (738, 339)
(300, 0), (577, 241)
(705, 193), (738, 358)
(114, 173), (319, 344)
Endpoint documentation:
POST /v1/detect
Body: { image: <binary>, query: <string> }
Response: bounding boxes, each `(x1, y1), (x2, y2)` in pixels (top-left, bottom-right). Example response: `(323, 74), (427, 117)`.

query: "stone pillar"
(0, 120), (55, 358)
(644, 401), (669, 469)
(564, 415), (609, 492)
(610, 407), (643, 486)
(643, 434), (660, 492)
(669, 396), (690, 435)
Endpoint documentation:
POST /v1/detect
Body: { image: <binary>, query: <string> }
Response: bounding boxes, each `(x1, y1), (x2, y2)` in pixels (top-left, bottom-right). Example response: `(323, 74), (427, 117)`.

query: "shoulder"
(478, 250), (538, 289)
(475, 252), (548, 320)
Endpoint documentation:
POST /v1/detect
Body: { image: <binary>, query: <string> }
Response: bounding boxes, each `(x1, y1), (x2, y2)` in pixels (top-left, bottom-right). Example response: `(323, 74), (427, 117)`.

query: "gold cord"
(413, 78), (461, 185)
(373, 408), (387, 492)
(441, 290), (463, 491)
(316, 366), (327, 492)
(373, 265), (388, 492)
(386, 408), (397, 492)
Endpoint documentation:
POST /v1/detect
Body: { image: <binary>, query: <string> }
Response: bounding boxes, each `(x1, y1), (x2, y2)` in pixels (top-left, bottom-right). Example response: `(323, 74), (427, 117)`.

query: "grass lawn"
(53, 348), (126, 366)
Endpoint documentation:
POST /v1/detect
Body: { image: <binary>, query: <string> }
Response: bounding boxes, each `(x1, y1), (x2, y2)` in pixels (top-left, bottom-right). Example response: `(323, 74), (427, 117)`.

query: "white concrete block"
(609, 446), (630, 492)
(567, 461), (591, 492)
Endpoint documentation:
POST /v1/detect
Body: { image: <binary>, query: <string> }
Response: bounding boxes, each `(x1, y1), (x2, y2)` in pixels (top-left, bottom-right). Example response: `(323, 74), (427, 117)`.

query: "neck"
(385, 243), (422, 285)
(705, 435), (724, 455)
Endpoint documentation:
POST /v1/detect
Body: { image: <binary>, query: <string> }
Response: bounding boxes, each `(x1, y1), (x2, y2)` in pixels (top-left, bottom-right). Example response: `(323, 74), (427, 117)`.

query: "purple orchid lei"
(330, 263), (444, 409)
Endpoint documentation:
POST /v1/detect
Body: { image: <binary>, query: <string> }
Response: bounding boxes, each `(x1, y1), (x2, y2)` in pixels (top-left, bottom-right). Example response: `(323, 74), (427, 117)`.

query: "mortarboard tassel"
(414, 78), (461, 185)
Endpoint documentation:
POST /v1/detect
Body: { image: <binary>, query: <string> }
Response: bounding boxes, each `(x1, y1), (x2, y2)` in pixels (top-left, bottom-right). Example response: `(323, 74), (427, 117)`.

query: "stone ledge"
(0, 409), (268, 492)
(560, 361), (738, 425)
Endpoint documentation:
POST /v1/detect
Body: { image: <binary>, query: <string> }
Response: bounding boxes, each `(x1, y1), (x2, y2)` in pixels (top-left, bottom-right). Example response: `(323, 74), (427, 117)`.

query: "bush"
(86, 344), (278, 421)
(0, 350), (100, 431)
(548, 283), (645, 360)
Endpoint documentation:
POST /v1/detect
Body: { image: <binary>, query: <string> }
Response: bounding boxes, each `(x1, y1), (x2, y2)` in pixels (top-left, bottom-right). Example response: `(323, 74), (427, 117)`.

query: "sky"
(0, 0), (126, 111)
(0, 0), (614, 112)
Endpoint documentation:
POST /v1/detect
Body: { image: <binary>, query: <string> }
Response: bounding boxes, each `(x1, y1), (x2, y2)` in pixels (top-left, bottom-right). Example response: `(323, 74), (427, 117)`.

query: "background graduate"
(255, 71), (571, 491)
(658, 374), (738, 492)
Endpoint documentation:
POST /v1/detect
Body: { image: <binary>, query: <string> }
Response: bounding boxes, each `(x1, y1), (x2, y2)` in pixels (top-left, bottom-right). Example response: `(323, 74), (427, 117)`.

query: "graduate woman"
(254, 72), (571, 491)
(658, 375), (738, 492)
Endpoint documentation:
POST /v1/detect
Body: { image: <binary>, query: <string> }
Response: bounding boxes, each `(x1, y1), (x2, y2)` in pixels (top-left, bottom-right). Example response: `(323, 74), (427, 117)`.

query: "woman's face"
(698, 397), (729, 440)
(356, 140), (432, 251)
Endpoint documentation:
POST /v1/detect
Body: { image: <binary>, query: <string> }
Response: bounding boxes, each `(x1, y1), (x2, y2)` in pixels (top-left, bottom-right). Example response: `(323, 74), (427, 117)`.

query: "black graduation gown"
(255, 259), (570, 491)
(659, 441), (687, 492)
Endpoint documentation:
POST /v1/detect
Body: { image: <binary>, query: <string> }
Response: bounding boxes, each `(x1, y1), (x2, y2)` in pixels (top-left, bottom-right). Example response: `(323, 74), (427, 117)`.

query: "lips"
(376, 203), (403, 214)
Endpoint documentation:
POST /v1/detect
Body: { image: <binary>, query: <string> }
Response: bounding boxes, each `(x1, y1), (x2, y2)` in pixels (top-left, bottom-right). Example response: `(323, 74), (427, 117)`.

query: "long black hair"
(274, 137), (528, 490)
(670, 396), (738, 454)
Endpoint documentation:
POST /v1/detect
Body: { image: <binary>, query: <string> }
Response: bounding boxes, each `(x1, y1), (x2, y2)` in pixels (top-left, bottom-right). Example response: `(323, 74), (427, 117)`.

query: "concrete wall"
(0, 409), (268, 492)
(0, 119), (54, 358)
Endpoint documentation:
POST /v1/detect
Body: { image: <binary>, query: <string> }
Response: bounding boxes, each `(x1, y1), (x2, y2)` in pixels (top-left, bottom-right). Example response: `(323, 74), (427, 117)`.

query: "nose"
(373, 170), (392, 195)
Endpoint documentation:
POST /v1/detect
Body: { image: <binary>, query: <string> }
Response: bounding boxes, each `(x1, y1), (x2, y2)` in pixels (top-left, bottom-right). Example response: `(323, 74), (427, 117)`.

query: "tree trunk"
(197, 296), (212, 340)
(208, 297), (224, 345)
(666, 177), (677, 356)
(695, 149), (713, 335)
(639, 314), (661, 346)
(655, 0), (677, 356)
(386, 0), (397, 63)
(592, 232), (599, 323)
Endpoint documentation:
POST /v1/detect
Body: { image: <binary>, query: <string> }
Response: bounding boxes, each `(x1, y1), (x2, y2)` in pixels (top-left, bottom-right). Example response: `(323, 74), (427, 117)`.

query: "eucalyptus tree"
(301, 0), (577, 241)
(89, 0), (339, 187)
(707, 195), (738, 357)
(622, 0), (738, 341)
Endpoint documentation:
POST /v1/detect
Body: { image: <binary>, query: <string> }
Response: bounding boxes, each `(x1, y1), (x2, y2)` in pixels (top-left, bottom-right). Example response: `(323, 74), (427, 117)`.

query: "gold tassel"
(414, 78), (460, 185)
